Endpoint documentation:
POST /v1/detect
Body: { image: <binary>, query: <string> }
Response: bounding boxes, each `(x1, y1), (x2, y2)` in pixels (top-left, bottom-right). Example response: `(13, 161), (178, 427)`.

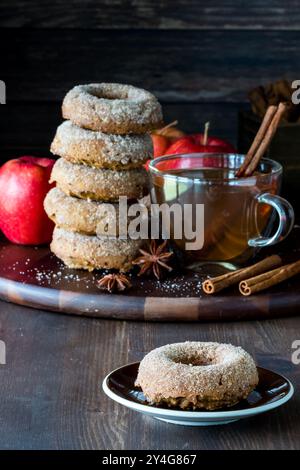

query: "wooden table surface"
(0, 300), (299, 450)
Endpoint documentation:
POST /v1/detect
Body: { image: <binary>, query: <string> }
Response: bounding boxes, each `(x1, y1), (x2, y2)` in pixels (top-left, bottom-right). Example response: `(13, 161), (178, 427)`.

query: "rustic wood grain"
(1, 29), (299, 103)
(0, 300), (299, 449)
(0, 0), (299, 30)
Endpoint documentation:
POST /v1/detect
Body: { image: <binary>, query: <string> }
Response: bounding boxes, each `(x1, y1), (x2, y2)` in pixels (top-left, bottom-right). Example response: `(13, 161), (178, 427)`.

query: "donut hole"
(172, 353), (217, 367)
(89, 88), (129, 101)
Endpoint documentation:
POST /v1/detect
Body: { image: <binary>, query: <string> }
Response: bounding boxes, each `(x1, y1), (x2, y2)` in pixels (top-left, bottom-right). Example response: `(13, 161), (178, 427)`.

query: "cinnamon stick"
(243, 102), (287, 176)
(202, 255), (282, 294)
(236, 102), (287, 177)
(239, 259), (300, 296)
(236, 105), (277, 177)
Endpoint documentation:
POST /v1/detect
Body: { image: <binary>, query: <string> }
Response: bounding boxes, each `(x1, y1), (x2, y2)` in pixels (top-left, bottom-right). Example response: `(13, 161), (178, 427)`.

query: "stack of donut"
(44, 83), (163, 271)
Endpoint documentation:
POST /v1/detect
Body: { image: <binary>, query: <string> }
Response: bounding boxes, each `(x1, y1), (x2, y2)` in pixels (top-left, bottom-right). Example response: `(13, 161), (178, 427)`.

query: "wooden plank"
(0, 101), (239, 162)
(0, 0), (299, 30)
(0, 300), (299, 449)
(1, 29), (299, 103)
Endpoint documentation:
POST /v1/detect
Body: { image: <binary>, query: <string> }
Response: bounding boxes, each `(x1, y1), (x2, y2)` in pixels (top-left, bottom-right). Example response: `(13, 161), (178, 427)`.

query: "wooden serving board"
(0, 229), (300, 322)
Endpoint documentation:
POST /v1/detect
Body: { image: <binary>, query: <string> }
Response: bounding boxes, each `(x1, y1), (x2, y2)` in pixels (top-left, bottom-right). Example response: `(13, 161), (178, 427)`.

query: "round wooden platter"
(0, 229), (300, 322)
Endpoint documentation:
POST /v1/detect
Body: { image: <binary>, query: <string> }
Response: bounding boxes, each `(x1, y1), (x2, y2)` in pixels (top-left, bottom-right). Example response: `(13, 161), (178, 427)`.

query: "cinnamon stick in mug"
(236, 102), (287, 177)
(236, 105), (277, 177)
(203, 255), (282, 294)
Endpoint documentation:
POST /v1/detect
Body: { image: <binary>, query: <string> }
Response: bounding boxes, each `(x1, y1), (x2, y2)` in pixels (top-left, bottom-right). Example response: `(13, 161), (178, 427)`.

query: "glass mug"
(149, 154), (294, 268)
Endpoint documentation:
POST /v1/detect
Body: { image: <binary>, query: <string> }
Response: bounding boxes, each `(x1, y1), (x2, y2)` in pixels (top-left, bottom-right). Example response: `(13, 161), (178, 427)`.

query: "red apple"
(153, 121), (185, 143)
(145, 133), (169, 171)
(151, 134), (169, 158)
(164, 122), (236, 168)
(165, 136), (203, 156)
(162, 123), (236, 170)
(148, 121), (236, 171)
(0, 156), (55, 245)
(166, 122), (236, 155)
(146, 122), (186, 169)
(162, 137), (204, 170)
(192, 134), (236, 153)
(158, 126), (185, 142)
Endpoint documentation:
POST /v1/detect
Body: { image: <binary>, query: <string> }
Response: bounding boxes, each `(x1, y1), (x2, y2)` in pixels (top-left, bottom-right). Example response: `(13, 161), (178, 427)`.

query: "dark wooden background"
(0, 1), (300, 161)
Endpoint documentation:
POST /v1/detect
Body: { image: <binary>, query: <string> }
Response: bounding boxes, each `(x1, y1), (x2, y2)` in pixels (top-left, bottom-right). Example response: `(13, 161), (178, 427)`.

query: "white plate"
(102, 362), (294, 426)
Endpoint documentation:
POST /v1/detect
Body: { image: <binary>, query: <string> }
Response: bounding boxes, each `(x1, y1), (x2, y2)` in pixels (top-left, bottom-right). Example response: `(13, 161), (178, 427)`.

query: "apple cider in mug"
(150, 154), (294, 268)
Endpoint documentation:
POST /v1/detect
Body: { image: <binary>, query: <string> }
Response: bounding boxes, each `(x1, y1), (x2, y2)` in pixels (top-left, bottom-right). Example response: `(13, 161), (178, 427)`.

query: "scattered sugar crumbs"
(2, 254), (100, 290)
(1, 253), (203, 296)
(139, 273), (202, 297)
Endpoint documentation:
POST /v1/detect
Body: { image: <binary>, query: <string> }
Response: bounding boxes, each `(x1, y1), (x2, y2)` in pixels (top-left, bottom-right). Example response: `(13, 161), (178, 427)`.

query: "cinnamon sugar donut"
(51, 121), (153, 169)
(44, 187), (148, 236)
(135, 342), (258, 410)
(51, 227), (144, 272)
(62, 83), (163, 134)
(50, 158), (149, 202)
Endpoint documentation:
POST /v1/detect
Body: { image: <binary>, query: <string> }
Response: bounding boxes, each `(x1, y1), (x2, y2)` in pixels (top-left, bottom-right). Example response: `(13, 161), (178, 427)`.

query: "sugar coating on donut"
(51, 120), (153, 169)
(135, 341), (259, 410)
(44, 187), (149, 236)
(50, 158), (150, 202)
(51, 226), (144, 272)
(62, 83), (163, 134)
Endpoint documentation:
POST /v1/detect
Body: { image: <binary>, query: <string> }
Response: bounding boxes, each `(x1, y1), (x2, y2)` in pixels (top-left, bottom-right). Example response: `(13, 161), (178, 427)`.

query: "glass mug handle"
(249, 193), (295, 248)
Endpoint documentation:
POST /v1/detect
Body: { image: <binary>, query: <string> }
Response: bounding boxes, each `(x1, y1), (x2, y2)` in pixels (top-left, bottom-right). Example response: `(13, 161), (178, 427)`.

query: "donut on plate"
(51, 121), (153, 170)
(51, 227), (144, 272)
(50, 158), (149, 202)
(135, 341), (258, 410)
(62, 83), (163, 134)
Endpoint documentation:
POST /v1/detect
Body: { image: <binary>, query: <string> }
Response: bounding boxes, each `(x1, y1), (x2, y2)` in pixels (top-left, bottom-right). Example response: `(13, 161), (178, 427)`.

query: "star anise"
(97, 273), (132, 293)
(132, 240), (173, 280)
